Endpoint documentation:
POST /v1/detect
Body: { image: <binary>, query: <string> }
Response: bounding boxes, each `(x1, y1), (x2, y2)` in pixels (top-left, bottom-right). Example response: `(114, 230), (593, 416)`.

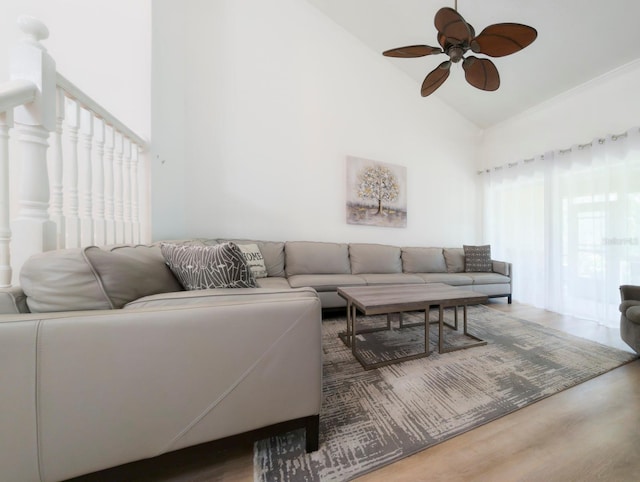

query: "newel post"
(10, 16), (56, 276)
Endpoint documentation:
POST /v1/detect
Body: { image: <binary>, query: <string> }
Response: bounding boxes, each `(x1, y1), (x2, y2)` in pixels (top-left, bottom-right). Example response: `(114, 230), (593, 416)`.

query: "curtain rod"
(477, 127), (636, 175)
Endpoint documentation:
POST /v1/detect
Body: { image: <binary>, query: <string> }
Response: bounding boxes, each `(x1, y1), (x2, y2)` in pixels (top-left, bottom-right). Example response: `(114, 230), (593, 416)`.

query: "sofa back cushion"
(285, 241), (351, 276)
(443, 248), (465, 273)
(349, 243), (402, 274)
(401, 247), (447, 273)
(20, 245), (183, 313)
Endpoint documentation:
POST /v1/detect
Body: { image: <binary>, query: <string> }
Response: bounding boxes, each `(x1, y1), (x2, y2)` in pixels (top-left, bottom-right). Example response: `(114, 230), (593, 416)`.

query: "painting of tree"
(346, 157), (407, 228)
(356, 165), (400, 215)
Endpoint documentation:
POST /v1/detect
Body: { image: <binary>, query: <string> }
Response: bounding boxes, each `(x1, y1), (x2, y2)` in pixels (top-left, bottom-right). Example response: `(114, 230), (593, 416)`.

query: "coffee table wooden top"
(337, 283), (488, 315)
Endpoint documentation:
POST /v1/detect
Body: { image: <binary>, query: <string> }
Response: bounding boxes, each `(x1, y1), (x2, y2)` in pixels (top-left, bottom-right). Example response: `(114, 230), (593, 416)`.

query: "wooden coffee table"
(337, 283), (488, 369)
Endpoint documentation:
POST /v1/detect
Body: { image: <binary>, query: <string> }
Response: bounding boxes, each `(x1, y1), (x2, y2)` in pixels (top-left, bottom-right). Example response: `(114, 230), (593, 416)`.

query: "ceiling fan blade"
(421, 61), (451, 97)
(471, 23), (537, 57)
(462, 56), (500, 91)
(434, 7), (471, 44)
(383, 45), (443, 58)
(467, 23), (476, 39)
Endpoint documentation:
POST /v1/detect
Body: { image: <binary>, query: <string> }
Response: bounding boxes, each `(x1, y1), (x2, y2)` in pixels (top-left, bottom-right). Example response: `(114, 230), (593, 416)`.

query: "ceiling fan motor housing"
(447, 46), (464, 62)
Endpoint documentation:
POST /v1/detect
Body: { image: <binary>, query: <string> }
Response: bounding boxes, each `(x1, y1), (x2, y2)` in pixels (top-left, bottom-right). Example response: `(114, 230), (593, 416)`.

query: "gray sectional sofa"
(0, 238), (511, 481)
(275, 240), (512, 308)
(216, 239), (512, 307)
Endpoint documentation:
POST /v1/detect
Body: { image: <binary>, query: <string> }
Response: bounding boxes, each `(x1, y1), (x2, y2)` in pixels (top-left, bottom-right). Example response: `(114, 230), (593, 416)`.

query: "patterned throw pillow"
(463, 245), (492, 272)
(160, 242), (257, 290)
(238, 243), (268, 278)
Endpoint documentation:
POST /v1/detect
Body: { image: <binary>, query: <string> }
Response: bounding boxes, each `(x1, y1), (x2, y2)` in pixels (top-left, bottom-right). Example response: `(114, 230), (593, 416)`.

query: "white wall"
(151, 0), (482, 246)
(479, 59), (640, 169)
(150, 1), (187, 240)
(0, 0), (151, 139)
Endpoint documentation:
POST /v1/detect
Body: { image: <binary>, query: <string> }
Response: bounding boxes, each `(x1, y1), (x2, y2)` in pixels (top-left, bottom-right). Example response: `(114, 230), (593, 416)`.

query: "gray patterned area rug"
(253, 306), (636, 481)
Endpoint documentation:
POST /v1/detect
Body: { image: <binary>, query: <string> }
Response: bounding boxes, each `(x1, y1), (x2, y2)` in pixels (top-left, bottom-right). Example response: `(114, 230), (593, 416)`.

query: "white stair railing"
(0, 111), (16, 288)
(0, 16), (150, 286)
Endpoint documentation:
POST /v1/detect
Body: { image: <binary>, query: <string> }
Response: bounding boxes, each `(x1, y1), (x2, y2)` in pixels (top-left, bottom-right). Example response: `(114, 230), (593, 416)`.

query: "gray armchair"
(620, 285), (640, 354)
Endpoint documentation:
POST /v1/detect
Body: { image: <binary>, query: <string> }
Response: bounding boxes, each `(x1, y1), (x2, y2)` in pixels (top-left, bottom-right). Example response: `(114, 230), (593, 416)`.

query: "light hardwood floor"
(71, 301), (640, 482)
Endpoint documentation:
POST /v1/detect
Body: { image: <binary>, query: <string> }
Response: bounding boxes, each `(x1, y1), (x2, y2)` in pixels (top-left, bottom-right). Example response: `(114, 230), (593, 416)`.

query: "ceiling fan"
(382, 1), (537, 96)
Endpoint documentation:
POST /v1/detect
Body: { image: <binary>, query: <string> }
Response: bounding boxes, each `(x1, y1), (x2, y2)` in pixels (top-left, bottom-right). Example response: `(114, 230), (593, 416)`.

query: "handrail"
(0, 15), (151, 285)
(57, 73), (147, 149)
(0, 79), (37, 112)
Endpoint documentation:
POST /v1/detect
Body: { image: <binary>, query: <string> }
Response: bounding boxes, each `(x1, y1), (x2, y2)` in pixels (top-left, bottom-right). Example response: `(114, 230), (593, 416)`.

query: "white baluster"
(64, 98), (80, 248)
(0, 112), (12, 287)
(114, 132), (124, 243)
(130, 144), (141, 243)
(10, 16), (56, 277)
(78, 107), (93, 245)
(122, 137), (132, 243)
(50, 87), (65, 249)
(103, 124), (115, 244)
(93, 118), (106, 245)
(136, 149), (149, 243)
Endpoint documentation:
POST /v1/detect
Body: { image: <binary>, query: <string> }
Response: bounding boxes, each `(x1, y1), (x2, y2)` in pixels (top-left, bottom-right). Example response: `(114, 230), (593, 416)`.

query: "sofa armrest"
(620, 300), (640, 313)
(0, 286), (29, 314)
(0, 293), (322, 482)
(620, 285), (640, 302)
(491, 260), (512, 277)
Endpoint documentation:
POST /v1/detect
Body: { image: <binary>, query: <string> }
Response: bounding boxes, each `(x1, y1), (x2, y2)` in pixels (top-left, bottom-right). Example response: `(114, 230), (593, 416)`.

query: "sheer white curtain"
(483, 127), (640, 326)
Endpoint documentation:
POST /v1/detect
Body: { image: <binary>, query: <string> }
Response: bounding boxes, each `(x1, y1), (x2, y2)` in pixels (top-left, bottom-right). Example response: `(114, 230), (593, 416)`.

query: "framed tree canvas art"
(346, 156), (407, 228)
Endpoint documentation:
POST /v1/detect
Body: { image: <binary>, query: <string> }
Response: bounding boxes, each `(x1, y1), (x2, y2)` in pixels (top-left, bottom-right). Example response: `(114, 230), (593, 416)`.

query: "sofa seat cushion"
(349, 243), (402, 274)
(401, 247), (447, 273)
(285, 241), (351, 276)
(287, 274), (366, 292)
(466, 273), (511, 285)
(357, 273), (424, 285)
(415, 273), (474, 286)
(21, 245), (183, 313)
(124, 287), (317, 310)
(627, 306), (640, 325)
(255, 277), (291, 289)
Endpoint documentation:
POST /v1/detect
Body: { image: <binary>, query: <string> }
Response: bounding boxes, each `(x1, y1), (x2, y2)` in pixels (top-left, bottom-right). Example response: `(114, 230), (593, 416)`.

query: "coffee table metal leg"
(350, 302), (357, 347)
(345, 301), (352, 347)
(385, 313), (393, 330)
(454, 306), (459, 330)
(439, 303), (487, 353)
(349, 305), (434, 370)
(352, 306), (357, 358)
(425, 307), (430, 355)
(438, 304), (444, 354)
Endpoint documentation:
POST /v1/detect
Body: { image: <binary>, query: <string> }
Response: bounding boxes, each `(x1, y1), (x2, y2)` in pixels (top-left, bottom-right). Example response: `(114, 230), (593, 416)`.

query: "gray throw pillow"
(463, 244), (492, 272)
(237, 243), (268, 278)
(161, 242), (257, 290)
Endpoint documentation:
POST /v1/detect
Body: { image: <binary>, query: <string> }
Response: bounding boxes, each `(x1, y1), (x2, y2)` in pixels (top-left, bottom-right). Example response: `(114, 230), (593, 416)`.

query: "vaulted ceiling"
(307, 0), (640, 128)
